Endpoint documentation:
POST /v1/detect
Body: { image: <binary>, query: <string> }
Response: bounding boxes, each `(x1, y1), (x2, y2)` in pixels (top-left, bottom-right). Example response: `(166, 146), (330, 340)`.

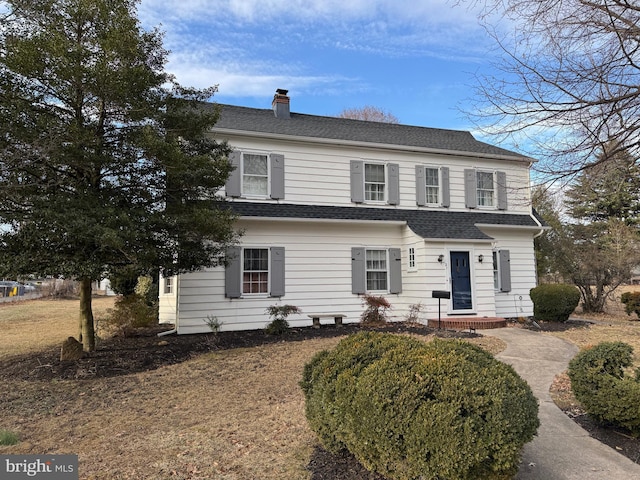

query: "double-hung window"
(225, 151), (285, 199)
(163, 277), (173, 295)
(243, 248), (269, 294)
(464, 169), (507, 210)
(242, 154), (269, 196)
(351, 160), (399, 205)
(477, 171), (495, 207)
(225, 246), (286, 298)
(416, 165), (449, 207)
(364, 163), (386, 202)
(425, 167), (440, 204)
(366, 249), (388, 291)
(351, 247), (402, 294)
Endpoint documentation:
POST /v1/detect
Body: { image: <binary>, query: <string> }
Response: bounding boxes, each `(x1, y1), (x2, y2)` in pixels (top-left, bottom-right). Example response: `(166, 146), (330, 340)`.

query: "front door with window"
(450, 251), (472, 311)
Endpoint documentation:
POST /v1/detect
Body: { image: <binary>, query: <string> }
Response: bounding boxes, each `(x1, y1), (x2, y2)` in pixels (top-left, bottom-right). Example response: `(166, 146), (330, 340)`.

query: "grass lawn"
(0, 296), (115, 359)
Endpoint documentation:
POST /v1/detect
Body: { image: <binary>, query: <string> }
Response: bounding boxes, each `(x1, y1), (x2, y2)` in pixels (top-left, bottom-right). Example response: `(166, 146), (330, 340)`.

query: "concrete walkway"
(483, 328), (640, 479)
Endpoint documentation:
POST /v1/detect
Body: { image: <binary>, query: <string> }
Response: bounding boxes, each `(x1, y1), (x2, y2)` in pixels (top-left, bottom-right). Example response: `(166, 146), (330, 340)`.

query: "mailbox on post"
(431, 290), (451, 329)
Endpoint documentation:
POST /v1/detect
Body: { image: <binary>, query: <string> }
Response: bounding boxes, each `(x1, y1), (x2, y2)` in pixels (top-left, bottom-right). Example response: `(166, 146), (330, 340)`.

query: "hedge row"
(301, 332), (539, 480)
(568, 341), (640, 435)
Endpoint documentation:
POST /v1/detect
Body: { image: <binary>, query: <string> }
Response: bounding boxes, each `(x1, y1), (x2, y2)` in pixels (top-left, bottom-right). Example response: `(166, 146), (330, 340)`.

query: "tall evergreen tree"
(565, 144), (640, 226)
(0, 0), (238, 351)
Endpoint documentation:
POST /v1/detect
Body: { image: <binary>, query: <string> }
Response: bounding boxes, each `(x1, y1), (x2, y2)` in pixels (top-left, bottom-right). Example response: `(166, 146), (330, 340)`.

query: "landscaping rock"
(60, 337), (84, 361)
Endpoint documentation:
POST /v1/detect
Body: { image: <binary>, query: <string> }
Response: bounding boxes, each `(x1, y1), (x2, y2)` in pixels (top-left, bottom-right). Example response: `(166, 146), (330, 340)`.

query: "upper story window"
(225, 151), (285, 200)
(425, 167), (440, 204)
(416, 165), (449, 207)
(464, 169), (507, 210)
(477, 171), (495, 207)
(351, 160), (399, 205)
(364, 163), (386, 202)
(243, 154), (269, 196)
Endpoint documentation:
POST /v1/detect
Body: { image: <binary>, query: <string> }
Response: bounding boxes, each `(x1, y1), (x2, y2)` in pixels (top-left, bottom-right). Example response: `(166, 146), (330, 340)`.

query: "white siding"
(477, 226), (538, 318)
(171, 217), (540, 333)
(221, 135), (532, 214)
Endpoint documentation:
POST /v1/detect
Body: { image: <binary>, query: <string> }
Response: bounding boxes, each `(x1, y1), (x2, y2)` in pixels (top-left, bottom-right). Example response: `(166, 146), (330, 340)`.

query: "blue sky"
(138, 0), (505, 138)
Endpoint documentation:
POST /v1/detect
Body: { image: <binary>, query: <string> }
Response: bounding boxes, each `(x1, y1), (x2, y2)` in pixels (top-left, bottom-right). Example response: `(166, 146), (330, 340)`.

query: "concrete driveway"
(484, 328), (640, 479)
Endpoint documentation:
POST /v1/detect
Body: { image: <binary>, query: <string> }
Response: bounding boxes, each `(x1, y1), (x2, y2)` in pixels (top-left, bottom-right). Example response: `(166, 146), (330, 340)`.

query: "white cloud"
(138, 0), (492, 100)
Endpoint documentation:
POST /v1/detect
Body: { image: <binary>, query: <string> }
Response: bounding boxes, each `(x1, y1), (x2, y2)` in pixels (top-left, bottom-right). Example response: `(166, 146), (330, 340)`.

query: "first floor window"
(477, 171), (495, 207)
(493, 250), (512, 292)
(365, 163), (386, 201)
(163, 277), (173, 294)
(366, 249), (388, 291)
(243, 248), (269, 294)
(408, 247), (416, 271)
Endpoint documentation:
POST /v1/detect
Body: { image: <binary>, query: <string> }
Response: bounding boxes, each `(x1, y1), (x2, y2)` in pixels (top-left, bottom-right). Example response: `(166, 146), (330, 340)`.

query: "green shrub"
(301, 332), (539, 480)
(530, 283), (580, 322)
(568, 342), (640, 435)
(0, 429), (19, 446)
(620, 292), (640, 319)
(100, 294), (158, 337)
(265, 304), (301, 335)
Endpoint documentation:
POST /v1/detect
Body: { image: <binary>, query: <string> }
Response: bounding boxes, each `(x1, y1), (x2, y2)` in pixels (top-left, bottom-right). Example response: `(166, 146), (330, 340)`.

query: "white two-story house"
(159, 89), (545, 333)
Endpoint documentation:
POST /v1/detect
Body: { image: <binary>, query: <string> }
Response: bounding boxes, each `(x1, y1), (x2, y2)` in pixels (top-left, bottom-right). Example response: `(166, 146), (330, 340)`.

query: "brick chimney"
(272, 89), (290, 119)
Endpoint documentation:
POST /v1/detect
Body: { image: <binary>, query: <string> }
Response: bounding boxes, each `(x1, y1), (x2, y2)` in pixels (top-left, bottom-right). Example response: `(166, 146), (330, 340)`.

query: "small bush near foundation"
(530, 283), (580, 322)
(360, 294), (391, 324)
(568, 342), (640, 436)
(265, 305), (301, 335)
(301, 332), (539, 480)
(621, 292), (640, 319)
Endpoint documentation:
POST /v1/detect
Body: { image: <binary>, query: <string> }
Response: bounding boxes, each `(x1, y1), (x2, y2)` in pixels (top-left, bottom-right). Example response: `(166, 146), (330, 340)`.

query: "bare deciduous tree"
(337, 105), (399, 123)
(470, 0), (640, 179)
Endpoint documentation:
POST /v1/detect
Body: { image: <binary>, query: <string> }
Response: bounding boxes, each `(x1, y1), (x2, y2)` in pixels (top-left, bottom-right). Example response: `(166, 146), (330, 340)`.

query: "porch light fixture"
(478, 254), (484, 263)
(437, 254), (444, 263)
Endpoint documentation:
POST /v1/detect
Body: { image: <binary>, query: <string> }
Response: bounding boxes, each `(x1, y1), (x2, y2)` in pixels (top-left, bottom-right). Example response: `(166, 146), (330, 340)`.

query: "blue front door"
(450, 251), (472, 310)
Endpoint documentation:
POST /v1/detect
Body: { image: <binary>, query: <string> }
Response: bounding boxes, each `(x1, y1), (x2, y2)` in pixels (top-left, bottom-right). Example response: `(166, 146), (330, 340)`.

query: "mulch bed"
(3, 319), (638, 477)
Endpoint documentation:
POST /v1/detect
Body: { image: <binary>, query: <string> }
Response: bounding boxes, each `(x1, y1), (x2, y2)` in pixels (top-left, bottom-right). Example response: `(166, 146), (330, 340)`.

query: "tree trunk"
(79, 277), (96, 352)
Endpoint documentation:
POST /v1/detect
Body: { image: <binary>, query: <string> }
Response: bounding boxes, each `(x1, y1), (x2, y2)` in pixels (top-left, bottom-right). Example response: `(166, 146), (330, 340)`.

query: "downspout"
(158, 275), (179, 337)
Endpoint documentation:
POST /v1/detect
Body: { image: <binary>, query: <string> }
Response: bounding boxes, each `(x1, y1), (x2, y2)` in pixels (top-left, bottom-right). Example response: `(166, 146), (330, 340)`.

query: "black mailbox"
(432, 290), (451, 299)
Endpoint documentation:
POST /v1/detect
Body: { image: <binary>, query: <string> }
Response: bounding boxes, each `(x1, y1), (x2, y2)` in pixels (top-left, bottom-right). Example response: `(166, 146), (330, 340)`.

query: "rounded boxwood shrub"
(568, 342), (640, 435)
(620, 292), (640, 319)
(301, 332), (539, 480)
(530, 283), (580, 322)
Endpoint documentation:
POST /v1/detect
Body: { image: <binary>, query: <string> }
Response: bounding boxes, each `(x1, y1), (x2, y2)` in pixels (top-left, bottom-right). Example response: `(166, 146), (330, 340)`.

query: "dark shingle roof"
(227, 202), (541, 240)
(213, 104), (529, 160)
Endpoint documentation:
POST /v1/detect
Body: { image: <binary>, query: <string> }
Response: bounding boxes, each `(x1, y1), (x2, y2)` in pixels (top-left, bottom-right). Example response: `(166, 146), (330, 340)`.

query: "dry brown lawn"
(0, 296), (115, 358)
(0, 298), (505, 480)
